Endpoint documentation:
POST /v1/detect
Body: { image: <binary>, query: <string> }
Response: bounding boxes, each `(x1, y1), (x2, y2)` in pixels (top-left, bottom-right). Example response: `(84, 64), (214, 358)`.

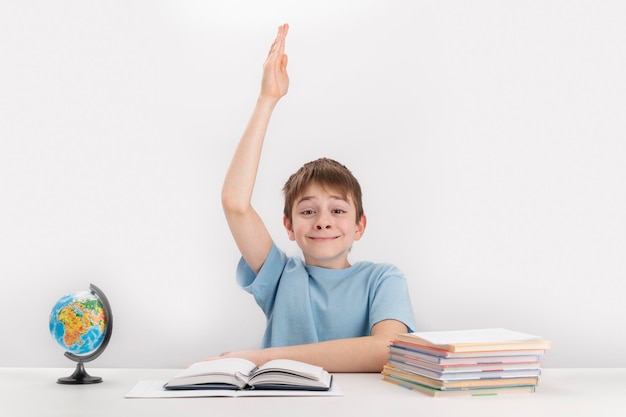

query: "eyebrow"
(296, 194), (348, 205)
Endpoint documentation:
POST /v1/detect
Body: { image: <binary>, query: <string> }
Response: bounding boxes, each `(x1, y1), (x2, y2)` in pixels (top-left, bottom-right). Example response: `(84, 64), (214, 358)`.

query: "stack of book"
(382, 328), (551, 397)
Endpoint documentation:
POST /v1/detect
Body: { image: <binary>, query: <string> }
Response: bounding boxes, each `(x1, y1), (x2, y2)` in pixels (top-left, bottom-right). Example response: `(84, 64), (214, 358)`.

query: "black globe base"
(57, 361), (102, 385)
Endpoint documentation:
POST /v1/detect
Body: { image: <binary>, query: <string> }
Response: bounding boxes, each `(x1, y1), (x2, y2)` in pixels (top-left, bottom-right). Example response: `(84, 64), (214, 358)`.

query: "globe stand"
(55, 284), (113, 385)
(57, 360), (102, 384)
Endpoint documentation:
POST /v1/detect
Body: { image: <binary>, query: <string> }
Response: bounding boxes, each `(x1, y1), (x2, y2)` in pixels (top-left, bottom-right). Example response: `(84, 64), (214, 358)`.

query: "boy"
(219, 24), (416, 372)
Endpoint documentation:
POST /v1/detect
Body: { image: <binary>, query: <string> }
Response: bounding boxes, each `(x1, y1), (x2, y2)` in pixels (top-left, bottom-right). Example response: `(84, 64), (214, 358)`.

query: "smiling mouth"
(308, 236), (339, 241)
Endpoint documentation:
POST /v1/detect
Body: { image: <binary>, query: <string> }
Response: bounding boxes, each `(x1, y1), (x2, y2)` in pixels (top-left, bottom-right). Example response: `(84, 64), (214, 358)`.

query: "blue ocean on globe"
(49, 291), (107, 355)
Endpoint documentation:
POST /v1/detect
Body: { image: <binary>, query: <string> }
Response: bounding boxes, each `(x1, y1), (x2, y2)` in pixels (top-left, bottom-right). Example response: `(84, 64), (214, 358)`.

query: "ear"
(354, 214), (367, 241)
(283, 216), (296, 241)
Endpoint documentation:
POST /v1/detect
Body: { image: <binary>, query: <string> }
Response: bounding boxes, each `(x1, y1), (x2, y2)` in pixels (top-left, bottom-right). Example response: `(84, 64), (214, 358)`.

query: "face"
(283, 182), (366, 269)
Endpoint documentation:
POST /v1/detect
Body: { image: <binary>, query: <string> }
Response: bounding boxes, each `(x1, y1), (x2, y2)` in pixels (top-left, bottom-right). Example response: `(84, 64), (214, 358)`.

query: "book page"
(174, 357), (257, 379)
(258, 359), (324, 377)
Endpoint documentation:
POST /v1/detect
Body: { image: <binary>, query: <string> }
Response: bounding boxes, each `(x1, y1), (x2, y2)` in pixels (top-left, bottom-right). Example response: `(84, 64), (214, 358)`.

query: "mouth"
(308, 236), (339, 242)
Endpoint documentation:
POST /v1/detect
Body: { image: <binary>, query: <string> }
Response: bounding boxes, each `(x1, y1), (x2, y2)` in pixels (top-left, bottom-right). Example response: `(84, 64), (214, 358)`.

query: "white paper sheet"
(125, 380), (343, 398)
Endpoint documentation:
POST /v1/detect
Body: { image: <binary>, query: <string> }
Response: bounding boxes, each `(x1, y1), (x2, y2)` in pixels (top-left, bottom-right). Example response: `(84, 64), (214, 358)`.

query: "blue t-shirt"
(237, 243), (417, 348)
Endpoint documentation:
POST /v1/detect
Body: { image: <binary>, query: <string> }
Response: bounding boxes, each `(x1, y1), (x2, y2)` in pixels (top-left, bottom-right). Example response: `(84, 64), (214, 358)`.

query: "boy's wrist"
(256, 95), (280, 108)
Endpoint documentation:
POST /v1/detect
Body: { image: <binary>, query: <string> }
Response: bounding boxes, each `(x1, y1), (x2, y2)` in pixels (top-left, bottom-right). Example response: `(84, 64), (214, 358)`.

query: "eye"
(301, 209), (315, 215)
(331, 209), (347, 214)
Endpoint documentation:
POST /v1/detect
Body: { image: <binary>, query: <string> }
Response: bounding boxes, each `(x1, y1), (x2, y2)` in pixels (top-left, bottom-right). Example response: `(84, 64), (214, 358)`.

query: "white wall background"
(1, 1), (625, 369)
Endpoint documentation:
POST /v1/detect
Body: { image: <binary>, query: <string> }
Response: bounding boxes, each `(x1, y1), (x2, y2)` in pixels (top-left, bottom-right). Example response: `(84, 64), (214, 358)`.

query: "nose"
(316, 224), (331, 230)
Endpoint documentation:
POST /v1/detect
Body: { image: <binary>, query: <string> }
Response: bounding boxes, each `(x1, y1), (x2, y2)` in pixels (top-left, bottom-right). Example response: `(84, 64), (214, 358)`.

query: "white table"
(1, 368), (625, 417)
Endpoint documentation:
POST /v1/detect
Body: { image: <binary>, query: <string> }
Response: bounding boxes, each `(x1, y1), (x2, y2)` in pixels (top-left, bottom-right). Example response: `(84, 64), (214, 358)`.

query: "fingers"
(260, 24), (290, 99)
(268, 23), (289, 58)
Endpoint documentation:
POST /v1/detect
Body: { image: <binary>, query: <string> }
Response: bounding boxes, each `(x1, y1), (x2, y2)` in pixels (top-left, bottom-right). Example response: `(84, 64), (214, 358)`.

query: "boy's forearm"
(229, 334), (393, 373)
(222, 96), (279, 211)
(271, 335), (392, 372)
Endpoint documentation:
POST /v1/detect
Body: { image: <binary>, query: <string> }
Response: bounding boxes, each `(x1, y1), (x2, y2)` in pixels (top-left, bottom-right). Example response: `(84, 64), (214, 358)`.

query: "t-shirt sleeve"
(369, 265), (417, 333)
(236, 243), (288, 315)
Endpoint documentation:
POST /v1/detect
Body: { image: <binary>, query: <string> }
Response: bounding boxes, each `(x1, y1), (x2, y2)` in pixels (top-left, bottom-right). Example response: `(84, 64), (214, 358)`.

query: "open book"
(164, 358), (333, 391)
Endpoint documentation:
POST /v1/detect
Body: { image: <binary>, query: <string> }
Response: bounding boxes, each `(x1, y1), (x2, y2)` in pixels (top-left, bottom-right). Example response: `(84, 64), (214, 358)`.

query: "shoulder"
(346, 261), (408, 292)
(237, 243), (303, 287)
(352, 261), (405, 279)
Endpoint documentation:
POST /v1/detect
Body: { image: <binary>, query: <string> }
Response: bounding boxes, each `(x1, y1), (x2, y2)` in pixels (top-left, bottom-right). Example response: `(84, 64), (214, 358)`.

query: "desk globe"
(49, 284), (113, 384)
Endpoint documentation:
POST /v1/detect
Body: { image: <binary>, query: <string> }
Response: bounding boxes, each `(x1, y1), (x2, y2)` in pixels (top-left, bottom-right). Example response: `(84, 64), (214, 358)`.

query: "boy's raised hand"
(260, 23), (289, 101)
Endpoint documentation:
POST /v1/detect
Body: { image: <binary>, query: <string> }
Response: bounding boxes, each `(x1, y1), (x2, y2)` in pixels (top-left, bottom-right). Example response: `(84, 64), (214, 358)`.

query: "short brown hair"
(282, 158), (364, 223)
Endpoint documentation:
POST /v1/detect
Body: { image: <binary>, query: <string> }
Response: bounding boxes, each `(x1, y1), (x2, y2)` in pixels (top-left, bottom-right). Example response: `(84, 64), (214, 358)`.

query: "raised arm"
(221, 24), (290, 273)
